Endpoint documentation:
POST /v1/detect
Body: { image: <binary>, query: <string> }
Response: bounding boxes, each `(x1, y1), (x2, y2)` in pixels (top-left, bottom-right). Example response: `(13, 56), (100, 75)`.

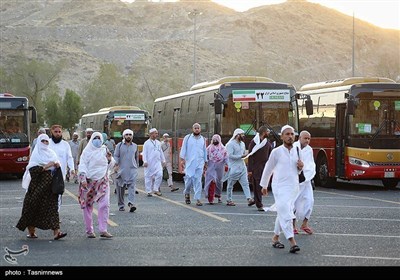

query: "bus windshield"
(0, 110), (29, 147)
(350, 97), (400, 137)
(221, 99), (295, 136)
(109, 120), (147, 138)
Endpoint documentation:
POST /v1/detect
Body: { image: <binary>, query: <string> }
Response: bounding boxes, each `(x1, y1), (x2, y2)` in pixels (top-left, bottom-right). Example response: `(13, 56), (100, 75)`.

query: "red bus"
(0, 93), (37, 178)
(153, 76), (313, 179)
(298, 77), (400, 188)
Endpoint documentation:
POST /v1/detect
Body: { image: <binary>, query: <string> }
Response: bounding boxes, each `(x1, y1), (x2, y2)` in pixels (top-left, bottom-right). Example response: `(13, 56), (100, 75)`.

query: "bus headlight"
(349, 157), (370, 168)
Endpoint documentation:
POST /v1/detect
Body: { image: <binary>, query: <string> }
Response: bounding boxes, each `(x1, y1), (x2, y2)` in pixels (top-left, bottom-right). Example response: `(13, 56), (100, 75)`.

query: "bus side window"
(188, 97), (193, 113)
(198, 96), (204, 112)
(180, 99), (185, 115)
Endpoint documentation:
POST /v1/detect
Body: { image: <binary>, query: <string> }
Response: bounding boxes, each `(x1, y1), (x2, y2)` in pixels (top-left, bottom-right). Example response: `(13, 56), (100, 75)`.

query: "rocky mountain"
(1, 0), (399, 108)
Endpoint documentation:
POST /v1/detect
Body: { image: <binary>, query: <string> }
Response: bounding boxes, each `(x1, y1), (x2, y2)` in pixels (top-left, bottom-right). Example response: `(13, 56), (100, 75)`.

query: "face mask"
(92, 139), (102, 148)
(213, 141), (219, 145)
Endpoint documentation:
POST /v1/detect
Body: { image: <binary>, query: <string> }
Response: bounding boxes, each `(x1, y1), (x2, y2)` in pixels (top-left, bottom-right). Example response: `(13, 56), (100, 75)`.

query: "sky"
(121, 0), (400, 30)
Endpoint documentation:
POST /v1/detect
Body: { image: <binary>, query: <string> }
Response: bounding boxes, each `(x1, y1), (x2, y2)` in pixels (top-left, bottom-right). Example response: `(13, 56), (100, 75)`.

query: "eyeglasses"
(125, 134), (132, 136)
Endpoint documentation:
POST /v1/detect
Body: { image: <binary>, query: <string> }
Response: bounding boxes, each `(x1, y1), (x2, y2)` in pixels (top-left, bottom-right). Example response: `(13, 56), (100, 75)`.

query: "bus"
(153, 76), (313, 178)
(78, 106), (151, 164)
(298, 77), (400, 188)
(0, 93), (37, 178)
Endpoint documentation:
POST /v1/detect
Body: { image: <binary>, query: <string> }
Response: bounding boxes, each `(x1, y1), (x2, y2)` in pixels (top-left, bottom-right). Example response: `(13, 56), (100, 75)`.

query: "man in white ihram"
(142, 128), (165, 196)
(292, 130), (316, 235)
(260, 125), (303, 253)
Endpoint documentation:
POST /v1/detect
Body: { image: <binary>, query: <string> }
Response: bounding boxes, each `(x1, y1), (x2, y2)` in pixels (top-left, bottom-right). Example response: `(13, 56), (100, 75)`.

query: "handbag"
(296, 146), (306, 183)
(162, 166), (169, 180)
(51, 167), (65, 195)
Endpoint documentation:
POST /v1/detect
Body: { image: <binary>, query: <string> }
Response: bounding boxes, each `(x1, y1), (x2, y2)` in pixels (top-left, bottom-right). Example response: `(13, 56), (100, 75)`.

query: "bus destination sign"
(232, 89), (290, 102)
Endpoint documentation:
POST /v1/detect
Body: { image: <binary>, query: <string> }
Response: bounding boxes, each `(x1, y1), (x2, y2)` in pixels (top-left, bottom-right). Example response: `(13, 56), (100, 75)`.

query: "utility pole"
(189, 9), (202, 85)
(352, 12), (355, 77)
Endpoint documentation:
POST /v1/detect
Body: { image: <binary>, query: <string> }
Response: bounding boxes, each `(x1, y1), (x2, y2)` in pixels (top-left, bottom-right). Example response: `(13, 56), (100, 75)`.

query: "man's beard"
(52, 135), (62, 143)
(193, 131), (200, 136)
(125, 137), (131, 142)
(86, 136), (91, 140)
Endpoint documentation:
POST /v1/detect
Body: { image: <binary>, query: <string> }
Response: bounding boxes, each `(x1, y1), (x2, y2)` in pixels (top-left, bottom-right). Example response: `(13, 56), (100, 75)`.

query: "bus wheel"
(315, 155), (336, 187)
(382, 179), (399, 189)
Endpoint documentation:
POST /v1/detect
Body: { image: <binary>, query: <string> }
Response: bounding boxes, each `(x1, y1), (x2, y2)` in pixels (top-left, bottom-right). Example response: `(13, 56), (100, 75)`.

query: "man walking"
(77, 128), (93, 166)
(49, 125), (75, 211)
(260, 125), (303, 253)
(293, 130), (316, 234)
(224, 128), (255, 206)
(142, 128), (165, 197)
(113, 129), (139, 212)
(247, 126), (272, 211)
(161, 133), (179, 192)
(179, 123), (207, 206)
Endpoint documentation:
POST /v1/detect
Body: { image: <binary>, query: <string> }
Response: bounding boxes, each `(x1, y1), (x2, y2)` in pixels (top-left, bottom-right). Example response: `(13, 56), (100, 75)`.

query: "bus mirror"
(214, 99), (222, 114)
(347, 99), (355, 115)
(29, 106), (37, 123)
(305, 99), (313, 115)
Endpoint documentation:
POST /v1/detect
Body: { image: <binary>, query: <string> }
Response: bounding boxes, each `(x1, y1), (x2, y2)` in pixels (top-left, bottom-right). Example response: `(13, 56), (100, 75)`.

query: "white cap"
(163, 133), (169, 137)
(85, 128), (94, 132)
(123, 129), (133, 136)
(149, 128), (158, 134)
(280, 125), (294, 134)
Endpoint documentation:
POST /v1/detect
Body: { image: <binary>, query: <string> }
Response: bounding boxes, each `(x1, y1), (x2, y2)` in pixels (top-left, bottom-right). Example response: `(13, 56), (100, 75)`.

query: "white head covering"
(79, 132), (108, 180)
(281, 125), (294, 134)
(85, 128), (93, 132)
(38, 127), (46, 134)
(123, 129), (133, 136)
(244, 132), (269, 159)
(27, 134), (59, 170)
(23, 134), (59, 190)
(163, 133), (169, 137)
(149, 128), (157, 134)
(226, 128), (245, 146)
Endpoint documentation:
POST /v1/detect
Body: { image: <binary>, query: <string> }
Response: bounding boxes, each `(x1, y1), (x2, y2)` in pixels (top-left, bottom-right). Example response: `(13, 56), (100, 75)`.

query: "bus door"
(335, 103), (346, 177)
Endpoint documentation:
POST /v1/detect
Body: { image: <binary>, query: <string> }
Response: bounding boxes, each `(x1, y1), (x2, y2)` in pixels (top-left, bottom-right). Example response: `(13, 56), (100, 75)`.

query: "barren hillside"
(0, 0), (399, 107)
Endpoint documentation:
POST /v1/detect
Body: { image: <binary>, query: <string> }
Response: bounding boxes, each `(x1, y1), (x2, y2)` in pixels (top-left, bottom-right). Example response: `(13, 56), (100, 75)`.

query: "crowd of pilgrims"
(17, 123), (315, 253)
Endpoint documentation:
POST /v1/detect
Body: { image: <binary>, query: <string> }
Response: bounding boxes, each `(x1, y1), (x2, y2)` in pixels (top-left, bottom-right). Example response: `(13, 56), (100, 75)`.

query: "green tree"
(6, 55), (64, 126)
(84, 64), (122, 113)
(44, 91), (62, 126)
(60, 89), (83, 135)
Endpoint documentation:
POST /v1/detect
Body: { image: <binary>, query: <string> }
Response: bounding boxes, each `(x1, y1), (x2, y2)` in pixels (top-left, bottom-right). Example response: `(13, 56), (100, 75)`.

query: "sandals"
(27, 233), (38, 239)
(290, 245), (300, 253)
(54, 232), (67, 240)
(87, 232), (96, 238)
(300, 226), (314, 234)
(272, 241), (285, 249)
(170, 187), (179, 192)
(196, 200), (203, 206)
(100, 232), (113, 238)
(184, 194), (191, 204)
(226, 201), (236, 206)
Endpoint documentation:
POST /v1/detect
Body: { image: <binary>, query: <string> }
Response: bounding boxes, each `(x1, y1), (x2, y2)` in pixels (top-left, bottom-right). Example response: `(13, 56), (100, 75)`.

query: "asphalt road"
(1, 169), (399, 271)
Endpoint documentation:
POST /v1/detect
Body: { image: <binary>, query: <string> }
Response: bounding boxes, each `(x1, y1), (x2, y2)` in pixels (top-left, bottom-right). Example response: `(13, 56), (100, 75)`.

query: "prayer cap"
(149, 128), (158, 134)
(123, 129), (133, 136)
(280, 125), (294, 134)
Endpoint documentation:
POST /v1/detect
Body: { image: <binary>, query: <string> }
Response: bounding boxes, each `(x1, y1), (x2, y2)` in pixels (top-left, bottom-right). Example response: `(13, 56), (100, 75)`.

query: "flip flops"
(54, 232), (67, 240)
(300, 226), (314, 234)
